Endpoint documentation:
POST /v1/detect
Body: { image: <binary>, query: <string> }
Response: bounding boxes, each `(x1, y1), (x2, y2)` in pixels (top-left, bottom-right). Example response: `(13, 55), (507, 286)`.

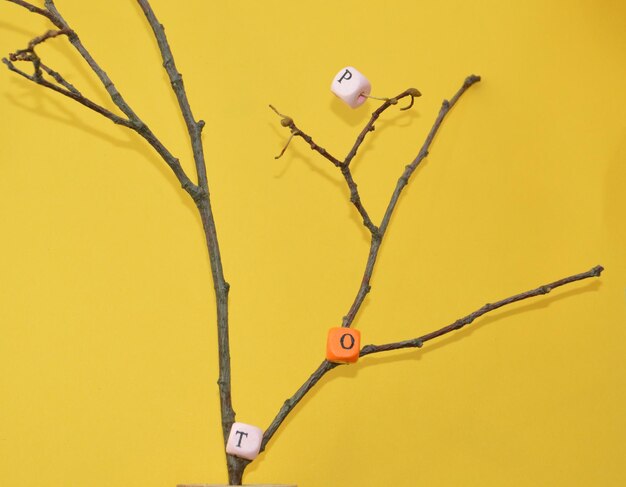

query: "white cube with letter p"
(330, 66), (371, 108)
(226, 422), (263, 460)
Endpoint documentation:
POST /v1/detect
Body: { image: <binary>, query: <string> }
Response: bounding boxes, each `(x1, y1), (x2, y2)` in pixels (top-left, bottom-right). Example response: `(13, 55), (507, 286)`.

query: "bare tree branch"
(25, 28), (68, 49)
(134, 0), (241, 480)
(136, 0), (208, 189)
(270, 88), (429, 254)
(4, 0), (240, 478)
(379, 76), (480, 236)
(269, 104), (343, 167)
(344, 87), (421, 168)
(270, 87), (422, 236)
(3, 0), (198, 195)
(2, 57), (132, 126)
(361, 265), (604, 355)
(270, 107), (378, 234)
(261, 264), (603, 453)
(341, 76), (482, 331)
(260, 76), (481, 457)
(42, 0), (139, 122)
(40, 62), (81, 94)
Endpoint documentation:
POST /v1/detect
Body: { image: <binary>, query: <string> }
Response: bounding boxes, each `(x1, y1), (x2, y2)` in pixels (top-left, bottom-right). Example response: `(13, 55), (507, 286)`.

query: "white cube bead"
(330, 66), (371, 108)
(225, 422), (263, 460)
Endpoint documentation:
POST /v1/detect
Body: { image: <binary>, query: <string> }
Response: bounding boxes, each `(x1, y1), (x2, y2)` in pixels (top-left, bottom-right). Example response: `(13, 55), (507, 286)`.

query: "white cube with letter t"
(226, 422), (264, 460)
(330, 66), (371, 108)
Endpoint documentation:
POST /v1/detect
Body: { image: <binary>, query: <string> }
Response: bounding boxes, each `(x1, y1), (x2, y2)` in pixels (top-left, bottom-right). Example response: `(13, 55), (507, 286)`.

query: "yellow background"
(1, 1), (625, 486)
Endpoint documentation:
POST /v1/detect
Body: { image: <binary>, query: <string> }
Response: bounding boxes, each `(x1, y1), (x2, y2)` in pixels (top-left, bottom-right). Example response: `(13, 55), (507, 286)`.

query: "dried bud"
(407, 88), (421, 97)
(280, 117), (293, 127)
(389, 98), (398, 105)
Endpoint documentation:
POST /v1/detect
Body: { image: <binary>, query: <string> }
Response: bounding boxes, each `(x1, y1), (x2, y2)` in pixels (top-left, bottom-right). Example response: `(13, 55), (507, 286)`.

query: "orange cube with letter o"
(326, 327), (361, 363)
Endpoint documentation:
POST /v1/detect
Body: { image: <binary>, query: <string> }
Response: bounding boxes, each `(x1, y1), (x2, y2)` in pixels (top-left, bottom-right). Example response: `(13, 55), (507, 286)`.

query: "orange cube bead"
(326, 327), (361, 363)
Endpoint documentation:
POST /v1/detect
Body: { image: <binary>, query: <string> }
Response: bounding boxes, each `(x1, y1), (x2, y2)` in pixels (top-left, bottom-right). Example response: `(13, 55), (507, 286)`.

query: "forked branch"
(4, 0), (240, 481)
(261, 265), (603, 453)
(262, 76), (478, 453)
(3, 0), (198, 196)
(263, 75), (602, 458)
(271, 88), (422, 236)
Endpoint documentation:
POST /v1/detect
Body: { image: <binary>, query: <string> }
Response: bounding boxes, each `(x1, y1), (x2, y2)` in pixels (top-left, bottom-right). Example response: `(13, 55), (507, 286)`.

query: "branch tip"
(269, 104), (285, 117)
(465, 74), (481, 86)
(274, 132), (295, 159)
(269, 104), (293, 127)
(400, 95), (415, 111)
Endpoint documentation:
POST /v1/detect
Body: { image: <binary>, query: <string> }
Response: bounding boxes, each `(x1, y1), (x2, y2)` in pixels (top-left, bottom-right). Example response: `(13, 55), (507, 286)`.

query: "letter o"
(340, 333), (355, 350)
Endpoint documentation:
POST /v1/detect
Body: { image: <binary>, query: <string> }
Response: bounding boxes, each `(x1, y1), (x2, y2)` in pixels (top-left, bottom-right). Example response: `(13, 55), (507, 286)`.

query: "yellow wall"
(1, 1), (625, 486)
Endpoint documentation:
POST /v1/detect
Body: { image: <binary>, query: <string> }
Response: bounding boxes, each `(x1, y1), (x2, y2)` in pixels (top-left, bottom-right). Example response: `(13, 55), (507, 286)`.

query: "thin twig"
(26, 28), (69, 50)
(379, 76), (480, 236)
(261, 264), (603, 453)
(136, 0), (208, 189)
(344, 87), (421, 167)
(43, 0), (139, 122)
(270, 107), (342, 167)
(2, 57), (132, 127)
(270, 108), (378, 234)
(40, 62), (81, 95)
(343, 76), (481, 331)
(6, 27), (79, 96)
(340, 165), (379, 234)
(400, 93), (416, 111)
(274, 132), (296, 159)
(361, 265), (604, 355)
(8, 27), (71, 81)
